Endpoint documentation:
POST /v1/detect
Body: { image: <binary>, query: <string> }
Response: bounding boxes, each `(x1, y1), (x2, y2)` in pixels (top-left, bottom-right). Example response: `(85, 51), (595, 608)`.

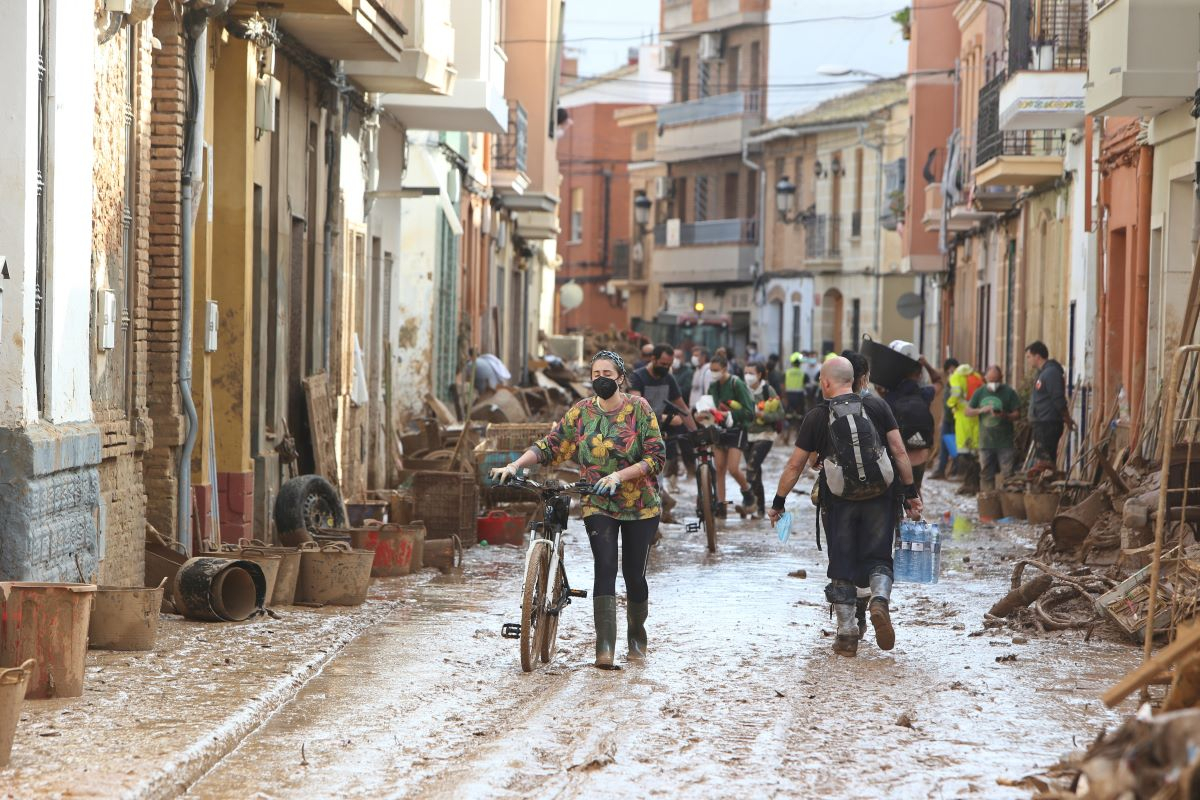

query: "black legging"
(743, 439), (774, 511)
(583, 514), (659, 602)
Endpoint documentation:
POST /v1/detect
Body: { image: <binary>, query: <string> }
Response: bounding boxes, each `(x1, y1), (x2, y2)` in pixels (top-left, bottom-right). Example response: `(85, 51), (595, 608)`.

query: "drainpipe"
(177, 18), (207, 553)
(323, 89), (344, 371)
(1129, 144), (1153, 441)
(741, 139), (763, 345)
(856, 122), (885, 343)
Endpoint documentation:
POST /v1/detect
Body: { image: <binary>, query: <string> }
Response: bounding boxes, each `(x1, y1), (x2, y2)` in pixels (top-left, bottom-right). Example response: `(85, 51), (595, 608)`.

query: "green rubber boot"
(594, 595), (620, 670)
(627, 600), (648, 659)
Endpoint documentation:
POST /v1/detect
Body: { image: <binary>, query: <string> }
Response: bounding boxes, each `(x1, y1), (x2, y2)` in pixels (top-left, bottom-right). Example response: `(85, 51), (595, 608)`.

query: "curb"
(123, 595), (408, 800)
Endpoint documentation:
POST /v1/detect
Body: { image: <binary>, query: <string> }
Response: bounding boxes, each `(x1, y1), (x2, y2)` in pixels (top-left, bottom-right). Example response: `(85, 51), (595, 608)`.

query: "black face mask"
(593, 377), (619, 400)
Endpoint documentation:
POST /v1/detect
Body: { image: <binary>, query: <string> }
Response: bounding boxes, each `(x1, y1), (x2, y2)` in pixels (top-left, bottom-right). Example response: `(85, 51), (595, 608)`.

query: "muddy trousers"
(584, 514), (659, 603)
(743, 439), (774, 513)
(820, 493), (897, 591)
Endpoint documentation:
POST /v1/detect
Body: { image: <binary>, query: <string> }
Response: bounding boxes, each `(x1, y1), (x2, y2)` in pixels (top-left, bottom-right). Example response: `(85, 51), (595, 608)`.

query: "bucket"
(145, 540), (188, 612)
(238, 540), (301, 606)
(0, 583), (97, 699)
(977, 491), (1003, 521)
(89, 578), (167, 651)
(1000, 491), (1027, 519)
(476, 511), (527, 546)
(0, 659), (34, 767)
(424, 535), (464, 574)
(201, 548), (282, 606)
(346, 500), (389, 528)
(297, 543), (374, 605)
(1026, 492), (1061, 525)
(1052, 490), (1110, 550)
(348, 524), (424, 577)
(173, 558), (266, 622)
(859, 335), (920, 391)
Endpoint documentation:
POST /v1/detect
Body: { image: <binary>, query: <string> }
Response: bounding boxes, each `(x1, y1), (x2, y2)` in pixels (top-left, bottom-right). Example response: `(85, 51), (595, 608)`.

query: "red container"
(476, 511), (527, 546)
(348, 524), (424, 577)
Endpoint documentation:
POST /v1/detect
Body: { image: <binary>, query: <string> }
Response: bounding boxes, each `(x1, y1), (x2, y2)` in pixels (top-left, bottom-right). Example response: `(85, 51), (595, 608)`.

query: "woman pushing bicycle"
(491, 350), (665, 670)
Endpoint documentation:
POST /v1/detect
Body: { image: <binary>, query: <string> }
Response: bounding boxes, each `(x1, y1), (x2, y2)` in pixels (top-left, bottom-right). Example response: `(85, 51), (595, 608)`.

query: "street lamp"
(633, 191), (652, 230)
(774, 176), (813, 226)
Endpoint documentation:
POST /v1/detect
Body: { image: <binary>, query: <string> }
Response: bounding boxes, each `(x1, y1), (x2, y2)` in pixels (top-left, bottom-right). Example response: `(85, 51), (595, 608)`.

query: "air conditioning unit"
(656, 44), (675, 71)
(653, 176), (672, 200)
(699, 32), (722, 61)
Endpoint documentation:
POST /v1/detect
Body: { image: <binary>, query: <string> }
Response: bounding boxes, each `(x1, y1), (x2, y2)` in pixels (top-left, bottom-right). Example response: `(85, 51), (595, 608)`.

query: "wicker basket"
(412, 471), (479, 547)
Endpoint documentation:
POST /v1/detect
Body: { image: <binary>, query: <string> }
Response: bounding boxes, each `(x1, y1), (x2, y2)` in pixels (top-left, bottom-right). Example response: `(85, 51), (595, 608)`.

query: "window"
(749, 41), (761, 91)
(694, 176), (710, 222)
(852, 148), (864, 237)
(791, 304), (801, 353)
(570, 187), (584, 242)
(679, 56), (691, 103)
(793, 157), (804, 205)
(726, 45), (740, 92)
(635, 130), (649, 152)
(723, 172), (739, 219)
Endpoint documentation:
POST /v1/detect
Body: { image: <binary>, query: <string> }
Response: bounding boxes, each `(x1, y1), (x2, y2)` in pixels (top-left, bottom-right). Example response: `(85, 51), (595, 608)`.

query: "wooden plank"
(1103, 620), (1200, 707)
(425, 392), (457, 426)
(303, 373), (339, 489)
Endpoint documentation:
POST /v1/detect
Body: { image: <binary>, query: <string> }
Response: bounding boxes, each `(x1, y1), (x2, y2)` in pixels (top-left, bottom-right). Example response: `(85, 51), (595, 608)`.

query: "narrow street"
(184, 450), (1140, 799)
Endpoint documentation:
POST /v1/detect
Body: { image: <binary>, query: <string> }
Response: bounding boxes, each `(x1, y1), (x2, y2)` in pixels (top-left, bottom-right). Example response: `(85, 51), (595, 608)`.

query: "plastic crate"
(484, 423), (554, 452)
(412, 471), (479, 547)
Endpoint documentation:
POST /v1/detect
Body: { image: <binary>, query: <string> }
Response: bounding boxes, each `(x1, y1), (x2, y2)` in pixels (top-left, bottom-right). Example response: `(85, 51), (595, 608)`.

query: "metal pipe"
(177, 20), (207, 554)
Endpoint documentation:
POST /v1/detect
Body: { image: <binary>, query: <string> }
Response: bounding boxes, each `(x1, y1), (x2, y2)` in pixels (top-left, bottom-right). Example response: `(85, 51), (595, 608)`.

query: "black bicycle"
(499, 477), (593, 672)
(672, 427), (722, 553)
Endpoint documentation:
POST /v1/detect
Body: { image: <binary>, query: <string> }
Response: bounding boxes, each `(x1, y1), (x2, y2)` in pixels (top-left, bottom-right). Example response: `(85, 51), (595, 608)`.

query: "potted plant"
(892, 7), (911, 41)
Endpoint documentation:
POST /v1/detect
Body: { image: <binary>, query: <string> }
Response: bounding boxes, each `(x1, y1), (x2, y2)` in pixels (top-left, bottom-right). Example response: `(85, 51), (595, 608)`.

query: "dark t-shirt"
(629, 366), (683, 416)
(1029, 359), (1067, 422)
(795, 393), (899, 461)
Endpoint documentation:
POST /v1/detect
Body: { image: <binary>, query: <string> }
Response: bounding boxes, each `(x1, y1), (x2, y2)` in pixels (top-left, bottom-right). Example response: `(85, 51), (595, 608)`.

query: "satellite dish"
(896, 292), (924, 320)
(560, 282), (584, 311)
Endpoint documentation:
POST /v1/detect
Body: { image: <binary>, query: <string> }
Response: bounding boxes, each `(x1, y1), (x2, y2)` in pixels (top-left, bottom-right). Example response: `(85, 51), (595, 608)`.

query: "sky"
(561, 0), (911, 119)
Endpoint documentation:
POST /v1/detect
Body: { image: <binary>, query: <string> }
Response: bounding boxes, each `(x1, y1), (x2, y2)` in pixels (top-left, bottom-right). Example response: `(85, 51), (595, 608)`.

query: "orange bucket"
(0, 583), (96, 699)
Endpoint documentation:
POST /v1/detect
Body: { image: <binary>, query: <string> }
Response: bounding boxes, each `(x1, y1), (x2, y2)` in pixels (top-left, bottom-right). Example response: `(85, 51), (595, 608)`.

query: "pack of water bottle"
(893, 520), (942, 584)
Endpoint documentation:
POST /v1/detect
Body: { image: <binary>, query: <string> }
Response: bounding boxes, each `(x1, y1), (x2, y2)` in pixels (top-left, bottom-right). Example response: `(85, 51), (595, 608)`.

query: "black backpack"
(888, 386), (935, 451)
(822, 395), (895, 501)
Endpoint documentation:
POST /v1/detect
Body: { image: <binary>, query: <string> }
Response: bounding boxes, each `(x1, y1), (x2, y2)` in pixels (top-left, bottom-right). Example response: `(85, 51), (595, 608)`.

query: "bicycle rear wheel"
(698, 462), (718, 553)
(520, 545), (549, 672)
(539, 551), (565, 663)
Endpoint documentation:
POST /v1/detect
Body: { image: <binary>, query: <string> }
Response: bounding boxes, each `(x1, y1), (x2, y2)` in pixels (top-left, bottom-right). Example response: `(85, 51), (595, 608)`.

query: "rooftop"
(753, 78), (907, 135)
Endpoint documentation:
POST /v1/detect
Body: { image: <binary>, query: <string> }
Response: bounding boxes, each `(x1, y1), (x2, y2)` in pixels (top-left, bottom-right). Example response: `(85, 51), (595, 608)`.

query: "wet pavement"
(177, 447), (1142, 800)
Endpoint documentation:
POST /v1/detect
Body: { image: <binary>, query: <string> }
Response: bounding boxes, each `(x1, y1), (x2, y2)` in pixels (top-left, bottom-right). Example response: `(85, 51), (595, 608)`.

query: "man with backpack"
(768, 357), (924, 658)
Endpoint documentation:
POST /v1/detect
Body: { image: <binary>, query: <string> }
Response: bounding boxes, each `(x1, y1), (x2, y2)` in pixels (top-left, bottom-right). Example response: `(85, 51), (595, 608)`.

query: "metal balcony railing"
(493, 100), (527, 174)
(657, 90), (762, 127)
(1008, 0), (1087, 74)
(978, 67), (1067, 166)
(804, 214), (841, 260)
(653, 218), (758, 247)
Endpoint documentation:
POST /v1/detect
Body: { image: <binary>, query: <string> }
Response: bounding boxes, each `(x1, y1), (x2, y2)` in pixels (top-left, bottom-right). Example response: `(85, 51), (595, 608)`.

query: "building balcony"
(662, 0), (767, 38)
(656, 91), (763, 162)
(1085, 0), (1200, 117)
(651, 218), (757, 284)
(343, 0), (456, 94)
(382, 0), (507, 132)
(272, 0), (407, 63)
(921, 183), (943, 232)
(492, 100), (529, 194)
(974, 130), (1066, 188)
(999, 70), (1086, 131)
(998, 1), (1087, 130)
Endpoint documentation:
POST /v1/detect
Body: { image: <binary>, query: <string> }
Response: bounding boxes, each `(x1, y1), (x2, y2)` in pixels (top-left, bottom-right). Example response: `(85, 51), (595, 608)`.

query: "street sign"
(897, 292), (923, 320)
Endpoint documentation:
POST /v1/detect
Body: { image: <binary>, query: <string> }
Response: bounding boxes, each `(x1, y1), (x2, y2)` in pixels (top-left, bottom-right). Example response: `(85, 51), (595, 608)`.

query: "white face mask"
(692, 356), (701, 367)
(987, 382), (999, 392)
(746, 375), (761, 388)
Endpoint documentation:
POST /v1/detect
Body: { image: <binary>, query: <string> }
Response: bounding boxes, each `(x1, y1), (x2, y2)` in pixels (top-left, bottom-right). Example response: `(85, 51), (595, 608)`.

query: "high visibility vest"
(785, 366), (805, 392)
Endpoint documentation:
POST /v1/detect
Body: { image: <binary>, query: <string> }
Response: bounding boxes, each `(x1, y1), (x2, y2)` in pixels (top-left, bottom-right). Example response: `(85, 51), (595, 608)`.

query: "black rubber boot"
(594, 596), (620, 670)
(627, 600), (648, 659)
(735, 489), (757, 518)
(832, 603), (859, 657)
(855, 598), (868, 640)
(869, 574), (896, 651)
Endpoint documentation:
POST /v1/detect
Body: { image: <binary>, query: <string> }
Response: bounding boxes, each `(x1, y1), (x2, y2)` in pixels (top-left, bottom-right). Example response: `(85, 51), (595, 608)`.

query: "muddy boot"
(627, 600), (648, 659)
(660, 490), (678, 524)
(868, 573), (896, 651)
(735, 489), (757, 518)
(832, 603), (859, 657)
(593, 596), (620, 670)
(855, 597), (869, 640)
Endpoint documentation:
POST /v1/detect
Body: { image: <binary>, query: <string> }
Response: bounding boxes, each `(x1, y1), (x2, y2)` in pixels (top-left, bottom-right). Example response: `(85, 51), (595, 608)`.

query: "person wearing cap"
(785, 352), (807, 417)
(491, 350), (665, 670)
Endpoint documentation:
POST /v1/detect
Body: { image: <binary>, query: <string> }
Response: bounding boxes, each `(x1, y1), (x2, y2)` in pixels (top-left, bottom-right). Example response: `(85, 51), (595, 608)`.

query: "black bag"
(822, 395), (894, 501)
(888, 387), (935, 452)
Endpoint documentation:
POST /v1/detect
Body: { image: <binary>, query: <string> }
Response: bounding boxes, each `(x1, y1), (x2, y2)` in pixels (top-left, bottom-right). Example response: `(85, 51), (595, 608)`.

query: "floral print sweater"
(532, 394), (666, 521)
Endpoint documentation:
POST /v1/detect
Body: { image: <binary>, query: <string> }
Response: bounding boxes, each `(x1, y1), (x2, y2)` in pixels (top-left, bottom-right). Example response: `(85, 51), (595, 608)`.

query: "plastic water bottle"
(896, 521), (940, 584)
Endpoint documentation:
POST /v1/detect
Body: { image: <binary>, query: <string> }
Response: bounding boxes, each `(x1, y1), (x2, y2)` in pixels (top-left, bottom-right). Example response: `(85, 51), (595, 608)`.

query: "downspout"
(1129, 143), (1153, 441)
(323, 88), (344, 371)
(177, 17), (207, 553)
(741, 139), (763, 344)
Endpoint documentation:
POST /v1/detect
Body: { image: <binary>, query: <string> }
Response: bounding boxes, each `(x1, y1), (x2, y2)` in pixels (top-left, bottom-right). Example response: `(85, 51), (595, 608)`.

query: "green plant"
(892, 7), (911, 39)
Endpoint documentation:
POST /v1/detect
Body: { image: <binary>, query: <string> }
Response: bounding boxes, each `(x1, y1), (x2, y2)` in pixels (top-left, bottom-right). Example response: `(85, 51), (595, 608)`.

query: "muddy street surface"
(187, 448), (1140, 799)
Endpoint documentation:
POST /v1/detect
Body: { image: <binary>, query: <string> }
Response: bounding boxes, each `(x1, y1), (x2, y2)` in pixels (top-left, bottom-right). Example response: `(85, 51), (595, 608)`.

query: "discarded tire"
(275, 474), (347, 538)
(173, 558), (266, 622)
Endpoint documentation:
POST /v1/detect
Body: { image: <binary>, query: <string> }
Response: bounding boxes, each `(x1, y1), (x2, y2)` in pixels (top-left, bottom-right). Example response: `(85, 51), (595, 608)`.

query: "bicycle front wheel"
(520, 545), (549, 672)
(539, 552), (565, 663)
(698, 462), (718, 553)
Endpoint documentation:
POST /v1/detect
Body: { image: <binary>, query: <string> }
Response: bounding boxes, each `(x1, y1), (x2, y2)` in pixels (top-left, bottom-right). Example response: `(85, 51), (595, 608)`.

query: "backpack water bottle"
(894, 520), (941, 584)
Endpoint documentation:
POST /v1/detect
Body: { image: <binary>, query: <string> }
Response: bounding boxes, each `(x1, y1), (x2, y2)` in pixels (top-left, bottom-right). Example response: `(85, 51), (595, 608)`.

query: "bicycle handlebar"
(504, 476), (596, 496)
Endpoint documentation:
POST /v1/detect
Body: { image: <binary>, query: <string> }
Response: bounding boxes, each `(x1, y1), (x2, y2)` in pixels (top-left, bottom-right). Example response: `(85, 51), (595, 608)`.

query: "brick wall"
(144, 16), (186, 543)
